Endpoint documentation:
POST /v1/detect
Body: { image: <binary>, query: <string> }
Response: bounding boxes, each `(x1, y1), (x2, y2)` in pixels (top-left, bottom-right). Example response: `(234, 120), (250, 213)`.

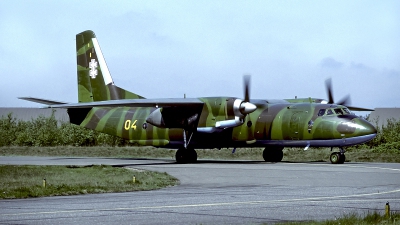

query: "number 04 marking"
(124, 119), (137, 130)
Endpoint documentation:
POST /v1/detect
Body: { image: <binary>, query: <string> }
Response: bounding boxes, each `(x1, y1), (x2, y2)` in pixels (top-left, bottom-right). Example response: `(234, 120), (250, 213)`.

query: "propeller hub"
(240, 102), (257, 114)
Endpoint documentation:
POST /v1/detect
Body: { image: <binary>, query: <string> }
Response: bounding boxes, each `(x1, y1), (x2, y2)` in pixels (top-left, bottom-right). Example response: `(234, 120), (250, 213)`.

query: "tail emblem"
(89, 59), (98, 79)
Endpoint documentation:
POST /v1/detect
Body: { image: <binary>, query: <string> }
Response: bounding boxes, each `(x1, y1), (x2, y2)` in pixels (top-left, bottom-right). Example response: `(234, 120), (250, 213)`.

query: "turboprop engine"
(217, 98), (256, 129)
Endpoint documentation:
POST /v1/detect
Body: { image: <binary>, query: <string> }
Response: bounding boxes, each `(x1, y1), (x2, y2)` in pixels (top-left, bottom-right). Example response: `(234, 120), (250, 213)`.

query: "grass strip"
(277, 212), (400, 225)
(0, 165), (178, 199)
(1, 146), (400, 163)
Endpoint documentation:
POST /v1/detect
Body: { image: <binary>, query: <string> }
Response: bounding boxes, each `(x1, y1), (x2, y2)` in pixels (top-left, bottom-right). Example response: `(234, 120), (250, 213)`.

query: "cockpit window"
(334, 108), (343, 115)
(318, 107), (352, 116)
(343, 108), (351, 114)
(317, 109), (325, 116)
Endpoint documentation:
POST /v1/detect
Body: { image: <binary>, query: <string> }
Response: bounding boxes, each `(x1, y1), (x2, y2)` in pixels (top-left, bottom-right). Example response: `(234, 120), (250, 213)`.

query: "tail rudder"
(76, 30), (144, 102)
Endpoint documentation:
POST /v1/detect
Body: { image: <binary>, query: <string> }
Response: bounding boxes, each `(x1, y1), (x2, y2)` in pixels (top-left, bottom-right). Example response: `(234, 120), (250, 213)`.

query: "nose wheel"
(329, 147), (346, 164)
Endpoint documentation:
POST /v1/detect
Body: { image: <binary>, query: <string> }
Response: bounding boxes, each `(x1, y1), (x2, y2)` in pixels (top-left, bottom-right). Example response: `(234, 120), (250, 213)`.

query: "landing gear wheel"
(188, 147), (197, 163)
(263, 147), (284, 162)
(175, 147), (186, 164)
(175, 147), (197, 163)
(330, 152), (345, 164)
(339, 153), (345, 164)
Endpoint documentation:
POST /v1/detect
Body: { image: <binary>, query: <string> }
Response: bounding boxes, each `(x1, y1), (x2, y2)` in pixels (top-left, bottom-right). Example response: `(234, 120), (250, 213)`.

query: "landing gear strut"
(263, 146), (284, 162)
(175, 129), (197, 163)
(329, 147), (346, 164)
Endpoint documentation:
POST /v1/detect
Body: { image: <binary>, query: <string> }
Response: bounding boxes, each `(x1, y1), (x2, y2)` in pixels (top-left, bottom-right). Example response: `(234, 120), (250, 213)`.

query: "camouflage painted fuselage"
(73, 97), (376, 149)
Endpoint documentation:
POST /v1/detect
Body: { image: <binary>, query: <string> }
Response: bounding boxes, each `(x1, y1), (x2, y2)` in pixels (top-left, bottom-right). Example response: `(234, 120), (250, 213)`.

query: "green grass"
(277, 212), (400, 225)
(0, 165), (178, 199)
(1, 146), (400, 163)
(283, 147), (400, 163)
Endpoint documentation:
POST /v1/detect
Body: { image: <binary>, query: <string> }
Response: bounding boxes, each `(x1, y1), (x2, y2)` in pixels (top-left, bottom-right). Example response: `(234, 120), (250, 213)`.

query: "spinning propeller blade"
(244, 75), (250, 103)
(325, 78), (351, 105)
(324, 78), (372, 111)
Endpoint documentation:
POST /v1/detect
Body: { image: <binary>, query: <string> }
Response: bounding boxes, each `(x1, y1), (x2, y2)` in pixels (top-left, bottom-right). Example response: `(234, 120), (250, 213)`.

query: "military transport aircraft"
(20, 30), (377, 164)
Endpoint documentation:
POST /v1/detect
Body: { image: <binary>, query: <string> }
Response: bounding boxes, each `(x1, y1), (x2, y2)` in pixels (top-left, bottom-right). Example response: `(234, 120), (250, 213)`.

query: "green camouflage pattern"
(76, 30), (144, 102)
(70, 30), (376, 150)
(73, 98), (376, 148)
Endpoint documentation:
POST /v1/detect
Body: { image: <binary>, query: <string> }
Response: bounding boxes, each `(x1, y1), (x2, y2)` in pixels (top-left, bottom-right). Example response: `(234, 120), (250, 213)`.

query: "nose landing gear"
(329, 147), (346, 164)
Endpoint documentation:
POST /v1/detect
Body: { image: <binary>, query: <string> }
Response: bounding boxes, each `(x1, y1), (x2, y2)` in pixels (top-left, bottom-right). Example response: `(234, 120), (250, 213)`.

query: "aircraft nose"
(337, 117), (377, 136)
(357, 118), (377, 136)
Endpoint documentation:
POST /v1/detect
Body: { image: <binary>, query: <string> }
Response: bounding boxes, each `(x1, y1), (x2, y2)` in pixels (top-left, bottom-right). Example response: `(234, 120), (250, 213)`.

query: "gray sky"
(1, 1), (399, 111)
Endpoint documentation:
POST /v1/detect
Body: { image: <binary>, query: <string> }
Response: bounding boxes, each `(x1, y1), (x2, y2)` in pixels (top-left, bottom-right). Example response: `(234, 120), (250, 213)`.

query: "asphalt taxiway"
(0, 156), (399, 224)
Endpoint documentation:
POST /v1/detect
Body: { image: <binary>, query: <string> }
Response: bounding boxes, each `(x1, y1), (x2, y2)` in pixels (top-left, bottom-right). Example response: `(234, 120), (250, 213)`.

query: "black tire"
(263, 147), (284, 162)
(262, 149), (270, 162)
(175, 147), (186, 164)
(339, 153), (346, 164)
(175, 147), (197, 163)
(274, 149), (283, 162)
(188, 147), (198, 163)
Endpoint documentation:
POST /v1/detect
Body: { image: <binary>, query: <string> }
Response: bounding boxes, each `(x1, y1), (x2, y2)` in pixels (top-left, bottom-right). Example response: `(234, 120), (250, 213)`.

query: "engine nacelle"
(218, 98), (257, 129)
(227, 98), (256, 118)
(146, 107), (199, 129)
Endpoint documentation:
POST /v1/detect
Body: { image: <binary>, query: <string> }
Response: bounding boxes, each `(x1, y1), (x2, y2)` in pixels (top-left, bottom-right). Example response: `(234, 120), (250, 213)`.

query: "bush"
(0, 113), (127, 147)
(14, 115), (60, 146)
(0, 113), (18, 146)
(349, 117), (400, 153)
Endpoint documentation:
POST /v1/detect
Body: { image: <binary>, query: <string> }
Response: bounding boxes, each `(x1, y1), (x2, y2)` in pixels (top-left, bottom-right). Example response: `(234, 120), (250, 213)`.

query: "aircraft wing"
(19, 97), (204, 108)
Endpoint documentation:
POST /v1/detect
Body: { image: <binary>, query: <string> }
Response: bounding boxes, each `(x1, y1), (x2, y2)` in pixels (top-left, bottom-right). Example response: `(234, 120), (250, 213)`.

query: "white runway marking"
(2, 188), (400, 216)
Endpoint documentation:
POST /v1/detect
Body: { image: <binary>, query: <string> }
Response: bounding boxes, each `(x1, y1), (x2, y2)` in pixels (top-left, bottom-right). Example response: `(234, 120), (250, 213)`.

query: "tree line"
(0, 113), (128, 147)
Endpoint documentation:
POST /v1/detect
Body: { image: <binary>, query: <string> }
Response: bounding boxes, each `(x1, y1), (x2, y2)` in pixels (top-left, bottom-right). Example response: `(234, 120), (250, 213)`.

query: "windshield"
(318, 107), (352, 116)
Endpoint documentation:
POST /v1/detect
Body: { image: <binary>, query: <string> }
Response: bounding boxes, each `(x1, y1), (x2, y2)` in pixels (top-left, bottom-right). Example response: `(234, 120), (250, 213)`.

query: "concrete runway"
(0, 156), (400, 224)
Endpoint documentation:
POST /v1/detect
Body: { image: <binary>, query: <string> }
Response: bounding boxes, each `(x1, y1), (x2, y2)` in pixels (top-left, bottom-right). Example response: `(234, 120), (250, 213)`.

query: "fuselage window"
(317, 109), (326, 116)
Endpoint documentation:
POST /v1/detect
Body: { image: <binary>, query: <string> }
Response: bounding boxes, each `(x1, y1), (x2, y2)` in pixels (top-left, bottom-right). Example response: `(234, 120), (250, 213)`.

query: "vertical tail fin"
(76, 30), (144, 102)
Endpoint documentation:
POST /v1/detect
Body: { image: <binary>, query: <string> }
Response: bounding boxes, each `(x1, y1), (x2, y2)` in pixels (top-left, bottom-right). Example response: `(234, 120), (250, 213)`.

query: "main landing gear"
(329, 147), (346, 164)
(175, 147), (197, 163)
(263, 146), (284, 162)
(175, 129), (197, 163)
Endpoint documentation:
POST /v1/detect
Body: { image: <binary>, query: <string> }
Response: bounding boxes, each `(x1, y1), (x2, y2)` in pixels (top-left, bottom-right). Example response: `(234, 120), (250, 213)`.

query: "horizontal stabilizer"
(18, 97), (68, 105)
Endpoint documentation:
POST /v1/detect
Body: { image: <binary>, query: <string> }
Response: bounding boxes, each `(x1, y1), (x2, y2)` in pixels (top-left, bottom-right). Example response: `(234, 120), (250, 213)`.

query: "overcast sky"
(0, 1), (399, 112)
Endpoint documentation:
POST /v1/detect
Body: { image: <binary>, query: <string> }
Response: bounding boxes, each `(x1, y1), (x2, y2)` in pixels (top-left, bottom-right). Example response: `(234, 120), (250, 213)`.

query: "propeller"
(215, 75), (256, 129)
(325, 78), (351, 106)
(244, 75), (250, 102)
(324, 78), (373, 111)
(240, 75), (256, 114)
(242, 75), (255, 141)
